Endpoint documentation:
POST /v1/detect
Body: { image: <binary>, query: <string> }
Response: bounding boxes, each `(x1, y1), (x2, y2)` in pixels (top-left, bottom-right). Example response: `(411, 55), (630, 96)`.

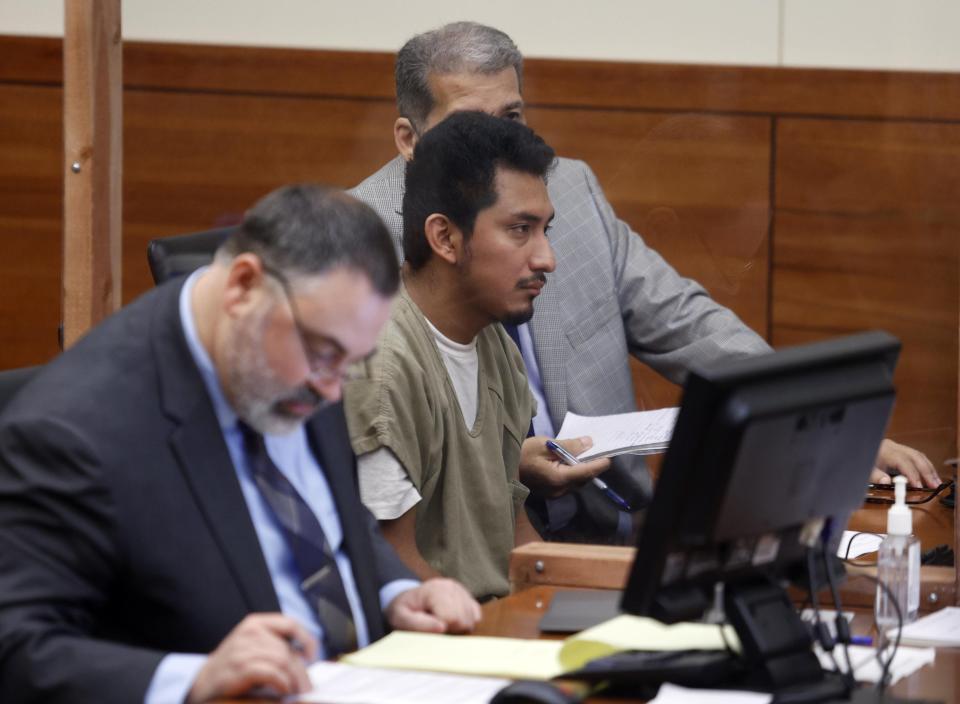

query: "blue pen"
(545, 440), (632, 512)
(850, 635), (873, 646)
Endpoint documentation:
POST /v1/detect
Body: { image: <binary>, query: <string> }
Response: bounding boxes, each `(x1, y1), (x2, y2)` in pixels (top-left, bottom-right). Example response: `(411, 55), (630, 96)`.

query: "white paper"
(302, 661), (508, 704)
(556, 407), (679, 460)
(895, 606), (960, 647)
(837, 530), (884, 559)
(649, 682), (771, 704)
(814, 644), (935, 684)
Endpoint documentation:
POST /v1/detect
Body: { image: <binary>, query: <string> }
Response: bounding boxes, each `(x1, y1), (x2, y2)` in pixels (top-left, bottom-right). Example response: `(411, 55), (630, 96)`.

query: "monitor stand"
(724, 578), (939, 704)
(724, 578), (839, 695)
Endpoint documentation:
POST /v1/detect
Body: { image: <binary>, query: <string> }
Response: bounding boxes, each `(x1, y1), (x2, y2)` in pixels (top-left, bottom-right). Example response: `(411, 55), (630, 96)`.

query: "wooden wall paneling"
(122, 90), (396, 302)
(773, 118), (960, 463)
(529, 108), (771, 411)
(62, 0), (123, 348)
(6, 35), (959, 120)
(0, 84), (64, 369)
(523, 60), (960, 122)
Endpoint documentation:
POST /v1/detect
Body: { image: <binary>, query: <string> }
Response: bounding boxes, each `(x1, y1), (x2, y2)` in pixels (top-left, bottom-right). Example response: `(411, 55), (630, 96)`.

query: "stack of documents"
(894, 606), (960, 647)
(303, 661), (507, 704)
(556, 407), (679, 461)
(342, 614), (737, 681)
(649, 683), (771, 704)
(813, 644), (935, 684)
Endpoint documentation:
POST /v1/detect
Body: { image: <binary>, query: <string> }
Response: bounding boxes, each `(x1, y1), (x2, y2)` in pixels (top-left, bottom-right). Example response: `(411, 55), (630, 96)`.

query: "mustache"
(516, 272), (547, 288)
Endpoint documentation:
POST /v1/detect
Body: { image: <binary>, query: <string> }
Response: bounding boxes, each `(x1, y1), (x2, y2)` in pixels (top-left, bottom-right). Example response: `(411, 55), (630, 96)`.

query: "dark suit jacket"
(0, 279), (414, 704)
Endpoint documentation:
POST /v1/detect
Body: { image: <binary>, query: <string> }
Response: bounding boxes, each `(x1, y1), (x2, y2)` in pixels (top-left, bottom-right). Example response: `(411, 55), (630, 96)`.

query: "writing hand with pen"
(518, 435), (612, 500)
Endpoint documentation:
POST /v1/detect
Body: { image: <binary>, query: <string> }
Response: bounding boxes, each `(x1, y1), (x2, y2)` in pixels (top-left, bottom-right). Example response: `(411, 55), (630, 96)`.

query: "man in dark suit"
(0, 184), (480, 704)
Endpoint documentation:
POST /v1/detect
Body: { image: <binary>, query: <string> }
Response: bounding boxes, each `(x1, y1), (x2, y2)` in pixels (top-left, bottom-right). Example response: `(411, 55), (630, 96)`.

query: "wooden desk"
(478, 585), (960, 703)
(510, 496), (956, 610)
(850, 492), (954, 553)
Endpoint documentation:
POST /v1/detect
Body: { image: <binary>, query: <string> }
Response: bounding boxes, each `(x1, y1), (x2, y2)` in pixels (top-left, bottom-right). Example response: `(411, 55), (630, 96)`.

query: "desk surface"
(848, 493), (953, 553)
(477, 585), (960, 703)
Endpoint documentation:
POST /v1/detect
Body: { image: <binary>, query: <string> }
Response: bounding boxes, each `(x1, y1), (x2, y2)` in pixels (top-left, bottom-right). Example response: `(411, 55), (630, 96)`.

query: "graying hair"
(395, 21), (523, 132)
(217, 184), (399, 297)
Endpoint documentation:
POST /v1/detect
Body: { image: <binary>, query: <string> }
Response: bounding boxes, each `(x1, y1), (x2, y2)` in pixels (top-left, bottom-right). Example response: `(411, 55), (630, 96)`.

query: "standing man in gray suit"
(351, 22), (939, 543)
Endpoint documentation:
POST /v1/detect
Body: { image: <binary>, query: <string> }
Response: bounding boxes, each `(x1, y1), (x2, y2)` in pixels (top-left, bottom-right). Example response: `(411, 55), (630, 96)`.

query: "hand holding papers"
(556, 408), (679, 462)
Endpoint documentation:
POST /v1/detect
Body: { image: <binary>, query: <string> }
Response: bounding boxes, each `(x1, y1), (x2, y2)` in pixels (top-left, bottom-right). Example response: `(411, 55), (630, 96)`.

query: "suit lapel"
(305, 403), (385, 640)
(169, 411), (280, 614)
(153, 280), (280, 614)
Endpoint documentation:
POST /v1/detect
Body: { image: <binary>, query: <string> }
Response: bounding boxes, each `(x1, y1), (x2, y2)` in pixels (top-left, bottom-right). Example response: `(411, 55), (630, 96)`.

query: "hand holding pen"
(519, 436), (611, 499)
(545, 439), (632, 512)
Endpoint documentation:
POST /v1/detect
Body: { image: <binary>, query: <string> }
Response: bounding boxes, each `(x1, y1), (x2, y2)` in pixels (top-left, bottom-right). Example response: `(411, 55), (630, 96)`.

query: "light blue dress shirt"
(145, 270), (417, 703)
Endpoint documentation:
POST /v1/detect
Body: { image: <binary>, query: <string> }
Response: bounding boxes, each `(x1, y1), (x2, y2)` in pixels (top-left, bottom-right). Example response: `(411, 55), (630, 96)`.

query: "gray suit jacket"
(352, 156), (770, 541)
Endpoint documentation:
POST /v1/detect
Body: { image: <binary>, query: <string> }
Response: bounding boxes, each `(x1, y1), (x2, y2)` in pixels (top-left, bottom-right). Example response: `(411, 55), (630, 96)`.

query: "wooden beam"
(62, 0), (122, 348)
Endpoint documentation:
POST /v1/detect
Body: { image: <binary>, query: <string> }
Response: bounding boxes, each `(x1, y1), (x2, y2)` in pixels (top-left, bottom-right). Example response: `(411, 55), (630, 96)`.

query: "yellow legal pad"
(342, 615), (739, 681)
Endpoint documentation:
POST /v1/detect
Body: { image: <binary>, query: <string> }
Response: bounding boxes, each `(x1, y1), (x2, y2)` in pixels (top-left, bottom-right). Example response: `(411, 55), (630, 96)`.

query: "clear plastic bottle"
(874, 476), (920, 635)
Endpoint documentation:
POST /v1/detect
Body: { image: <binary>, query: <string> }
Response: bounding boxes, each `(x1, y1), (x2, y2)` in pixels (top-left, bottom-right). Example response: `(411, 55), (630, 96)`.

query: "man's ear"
(394, 117), (418, 162)
(223, 253), (265, 314)
(423, 214), (462, 266)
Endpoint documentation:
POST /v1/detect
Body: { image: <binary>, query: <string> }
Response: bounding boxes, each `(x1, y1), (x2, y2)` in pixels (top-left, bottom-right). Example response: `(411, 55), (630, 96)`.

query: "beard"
(224, 306), (327, 436)
(501, 307), (535, 326)
(500, 272), (547, 326)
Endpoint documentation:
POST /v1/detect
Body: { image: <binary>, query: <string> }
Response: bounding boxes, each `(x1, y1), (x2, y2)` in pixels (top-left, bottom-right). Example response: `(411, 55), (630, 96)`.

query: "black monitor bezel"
(621, 330), (900, 621)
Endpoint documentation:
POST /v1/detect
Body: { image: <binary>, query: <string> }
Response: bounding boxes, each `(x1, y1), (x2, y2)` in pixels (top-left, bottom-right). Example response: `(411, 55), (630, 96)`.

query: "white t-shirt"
(358, 320), (479, 520)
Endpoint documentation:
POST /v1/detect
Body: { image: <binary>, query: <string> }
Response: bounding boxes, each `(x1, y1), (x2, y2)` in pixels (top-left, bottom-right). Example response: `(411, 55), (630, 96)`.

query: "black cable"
(865, 572), (903, 692)
(840, 531), (883, 568)
(717, 615), (742, 660)
(843, 531), (869, 561)
(819, 537), (856, 694)
(805, 547), (842, 677)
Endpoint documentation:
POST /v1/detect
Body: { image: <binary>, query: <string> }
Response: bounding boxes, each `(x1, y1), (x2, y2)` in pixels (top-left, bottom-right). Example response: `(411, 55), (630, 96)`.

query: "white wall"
(2, 0), (958, 72)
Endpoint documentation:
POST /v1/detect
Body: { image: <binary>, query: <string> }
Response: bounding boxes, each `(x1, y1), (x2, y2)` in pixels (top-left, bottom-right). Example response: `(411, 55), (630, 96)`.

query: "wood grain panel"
(773, 119), (960, 463)
(524, 60), (960, 122)
(530, 108), (771, 410)
(0, 84), (63, 367)
(4, 35), (959, 120)
(777, 119), (960, 218)
(61, 0), (124, 347)
(121, 91), (396, 303)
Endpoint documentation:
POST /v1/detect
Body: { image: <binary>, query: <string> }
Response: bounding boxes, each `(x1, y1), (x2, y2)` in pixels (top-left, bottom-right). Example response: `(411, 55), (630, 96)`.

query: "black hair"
(402, 111), (555, 271)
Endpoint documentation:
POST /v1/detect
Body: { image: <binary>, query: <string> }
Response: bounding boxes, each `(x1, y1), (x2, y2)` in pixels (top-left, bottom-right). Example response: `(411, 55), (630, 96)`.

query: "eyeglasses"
(864, 480), (954, 505)
(262, 266), (362, 383)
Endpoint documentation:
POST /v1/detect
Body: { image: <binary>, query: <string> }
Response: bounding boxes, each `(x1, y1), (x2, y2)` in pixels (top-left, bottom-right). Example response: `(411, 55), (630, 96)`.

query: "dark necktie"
(502, 323), (536, 439)
(239, 422), (358, 656)
(502, 322), (523, 351)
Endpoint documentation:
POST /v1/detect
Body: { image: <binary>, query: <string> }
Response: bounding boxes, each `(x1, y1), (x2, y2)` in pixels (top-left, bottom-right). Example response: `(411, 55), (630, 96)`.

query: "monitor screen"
(621, 330), (900, 623)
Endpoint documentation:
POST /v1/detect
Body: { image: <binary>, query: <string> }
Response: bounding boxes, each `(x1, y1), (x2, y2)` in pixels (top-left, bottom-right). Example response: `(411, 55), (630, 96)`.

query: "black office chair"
(146, 226), (236, 285)
(0, 365), (41, 416)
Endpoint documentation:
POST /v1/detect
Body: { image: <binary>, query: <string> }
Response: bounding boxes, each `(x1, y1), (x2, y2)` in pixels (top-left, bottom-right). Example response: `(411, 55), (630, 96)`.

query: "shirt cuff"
(144, 653), (207, 704)
(379, 578), (422, 614)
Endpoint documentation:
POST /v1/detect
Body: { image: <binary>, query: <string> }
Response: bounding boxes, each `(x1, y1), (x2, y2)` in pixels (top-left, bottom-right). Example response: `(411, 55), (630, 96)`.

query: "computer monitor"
(621, 330), (900, 696)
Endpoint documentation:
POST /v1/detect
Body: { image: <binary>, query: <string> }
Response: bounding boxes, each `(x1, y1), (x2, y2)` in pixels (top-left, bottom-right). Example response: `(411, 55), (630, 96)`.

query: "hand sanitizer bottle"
(875, 476), (920, 636)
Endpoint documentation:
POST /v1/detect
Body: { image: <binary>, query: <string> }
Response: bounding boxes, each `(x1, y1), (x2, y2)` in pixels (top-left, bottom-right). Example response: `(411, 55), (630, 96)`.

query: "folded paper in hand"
(556, 408), (679, 462)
